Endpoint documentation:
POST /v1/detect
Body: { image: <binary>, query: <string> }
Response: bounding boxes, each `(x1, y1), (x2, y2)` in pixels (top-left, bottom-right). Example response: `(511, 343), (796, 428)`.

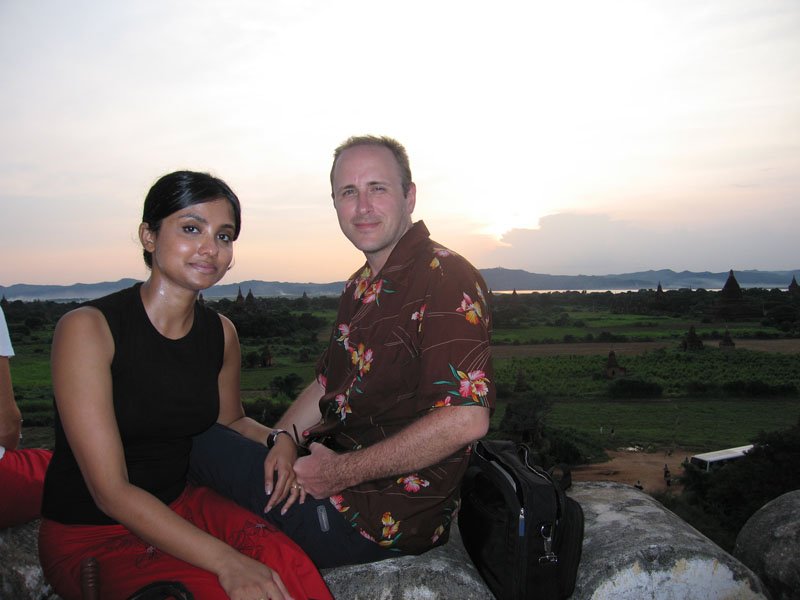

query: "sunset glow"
(1, 1), (797, 286)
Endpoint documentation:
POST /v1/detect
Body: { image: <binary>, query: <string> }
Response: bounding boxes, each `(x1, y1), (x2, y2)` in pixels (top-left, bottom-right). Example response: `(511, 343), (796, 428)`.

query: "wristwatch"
(266, 428), (292, 449)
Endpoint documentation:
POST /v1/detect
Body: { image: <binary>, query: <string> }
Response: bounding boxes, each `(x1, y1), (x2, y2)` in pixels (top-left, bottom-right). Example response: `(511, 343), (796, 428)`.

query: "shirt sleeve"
(416, 257), (494, 411)
(0, 307), (14, 358)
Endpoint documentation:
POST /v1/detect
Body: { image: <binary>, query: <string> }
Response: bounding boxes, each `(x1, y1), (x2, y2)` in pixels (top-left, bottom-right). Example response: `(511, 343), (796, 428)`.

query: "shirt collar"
(349, 220), (430, 284)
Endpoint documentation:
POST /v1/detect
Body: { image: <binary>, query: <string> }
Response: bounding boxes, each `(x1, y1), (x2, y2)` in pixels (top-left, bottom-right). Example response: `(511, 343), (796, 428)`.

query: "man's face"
(332, 144), (416, 273)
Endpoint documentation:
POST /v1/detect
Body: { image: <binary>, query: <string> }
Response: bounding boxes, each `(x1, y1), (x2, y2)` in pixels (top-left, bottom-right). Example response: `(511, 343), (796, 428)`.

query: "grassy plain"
(526, 398), (797, 451)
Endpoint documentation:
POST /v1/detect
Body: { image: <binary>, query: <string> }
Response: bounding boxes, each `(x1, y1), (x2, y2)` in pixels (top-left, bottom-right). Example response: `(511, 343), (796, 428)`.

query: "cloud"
(481, 212), (799, 275)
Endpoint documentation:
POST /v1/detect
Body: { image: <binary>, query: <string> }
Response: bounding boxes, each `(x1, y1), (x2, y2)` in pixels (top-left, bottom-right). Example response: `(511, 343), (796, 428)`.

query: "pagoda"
(789, 275), (799, 296)
(720, 269), (742, 301)
(605, 351), (627, 379)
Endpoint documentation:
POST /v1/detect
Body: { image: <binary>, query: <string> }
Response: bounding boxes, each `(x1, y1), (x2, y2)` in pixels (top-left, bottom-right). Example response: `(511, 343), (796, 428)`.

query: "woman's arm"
(52, 308), (288, 599)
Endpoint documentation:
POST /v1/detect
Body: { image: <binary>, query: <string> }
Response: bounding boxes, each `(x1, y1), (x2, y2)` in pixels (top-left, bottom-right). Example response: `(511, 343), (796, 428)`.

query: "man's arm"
(274, 379), (325, 437)
(294, 404), (489, 498)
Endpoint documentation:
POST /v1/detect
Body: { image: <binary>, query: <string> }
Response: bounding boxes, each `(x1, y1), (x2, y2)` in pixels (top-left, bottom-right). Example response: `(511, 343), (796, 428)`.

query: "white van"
(689, 444), (754, 473)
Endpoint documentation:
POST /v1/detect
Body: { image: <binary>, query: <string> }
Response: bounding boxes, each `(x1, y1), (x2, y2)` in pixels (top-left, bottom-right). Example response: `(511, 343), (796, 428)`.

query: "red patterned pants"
(38, 484), (332, 600)
(0, 447), (52, 528)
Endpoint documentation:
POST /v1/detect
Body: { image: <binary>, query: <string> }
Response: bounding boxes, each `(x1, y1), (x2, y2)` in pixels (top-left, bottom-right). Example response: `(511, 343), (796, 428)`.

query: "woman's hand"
(217, 552), (293, 600)
(263, 434), (305, 514)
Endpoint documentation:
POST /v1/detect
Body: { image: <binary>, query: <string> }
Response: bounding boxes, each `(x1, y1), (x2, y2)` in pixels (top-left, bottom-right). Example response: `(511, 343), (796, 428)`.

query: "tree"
(243, 351), (261, 369)
(271, 373), (303, 398)
(498, 392), (553, 447)
(678, 417), (800, 550)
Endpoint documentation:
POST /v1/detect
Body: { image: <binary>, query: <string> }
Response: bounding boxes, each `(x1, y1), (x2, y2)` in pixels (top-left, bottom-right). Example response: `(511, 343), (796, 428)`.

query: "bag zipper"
(517, 505), (527, 598)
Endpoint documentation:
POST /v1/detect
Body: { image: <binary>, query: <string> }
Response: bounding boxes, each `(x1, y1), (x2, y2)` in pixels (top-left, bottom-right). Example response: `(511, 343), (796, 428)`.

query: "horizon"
(1, 1), (798, 287)
(2, 265), (797, 296)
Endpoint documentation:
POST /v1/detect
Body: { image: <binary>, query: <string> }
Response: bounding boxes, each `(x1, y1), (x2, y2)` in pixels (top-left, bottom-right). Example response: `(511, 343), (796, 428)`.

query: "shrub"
(546, 430), (584, 465)
(608, 378), (662, 399)
(686, 380), (717, 396)
(722, 380), (798, 397)
(495, 381), (514, 399)
(243, 397), (292, 425)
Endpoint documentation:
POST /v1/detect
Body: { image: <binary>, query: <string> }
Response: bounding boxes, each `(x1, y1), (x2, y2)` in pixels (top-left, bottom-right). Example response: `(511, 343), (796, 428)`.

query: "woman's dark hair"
(141, 170), (242, 268)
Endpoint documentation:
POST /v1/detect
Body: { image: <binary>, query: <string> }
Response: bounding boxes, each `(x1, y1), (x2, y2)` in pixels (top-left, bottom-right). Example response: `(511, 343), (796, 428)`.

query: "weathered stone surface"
(0, 520), (57, 600)
(570, 481), (769, 600)
(321, 525), (493, 600)
(735, 490), (800, 600)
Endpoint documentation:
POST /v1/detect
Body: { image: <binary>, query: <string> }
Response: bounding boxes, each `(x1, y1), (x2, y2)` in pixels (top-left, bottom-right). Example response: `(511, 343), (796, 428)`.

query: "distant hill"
(1, 268), (797, 301)
(479, 268), (800, 292)
(0, 279), (344, 302)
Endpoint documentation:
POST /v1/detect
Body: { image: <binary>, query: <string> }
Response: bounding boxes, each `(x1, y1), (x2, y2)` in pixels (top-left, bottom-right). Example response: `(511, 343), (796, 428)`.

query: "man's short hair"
(330, 135), (413, 198)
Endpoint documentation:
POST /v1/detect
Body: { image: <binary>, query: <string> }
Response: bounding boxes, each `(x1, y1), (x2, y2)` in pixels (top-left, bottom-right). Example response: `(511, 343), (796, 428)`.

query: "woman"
(38, 171), (331, 600)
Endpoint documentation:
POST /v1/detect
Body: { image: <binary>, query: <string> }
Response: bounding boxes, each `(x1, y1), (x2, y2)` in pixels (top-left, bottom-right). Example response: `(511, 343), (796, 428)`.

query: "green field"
(494, 348), (800, 399)
(489, 397), (800, 452)
(493, 312), (783, 345)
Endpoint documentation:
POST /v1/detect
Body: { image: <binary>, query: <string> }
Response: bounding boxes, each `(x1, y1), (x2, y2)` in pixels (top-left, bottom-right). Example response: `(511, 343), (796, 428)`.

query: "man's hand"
(293, 406), (490, 500)
(293, 442), (344, 499)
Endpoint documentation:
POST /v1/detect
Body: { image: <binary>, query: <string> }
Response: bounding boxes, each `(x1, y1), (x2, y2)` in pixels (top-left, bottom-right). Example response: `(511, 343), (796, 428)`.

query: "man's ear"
(406, 182), (417, 214)
(139, 222), (155, 252)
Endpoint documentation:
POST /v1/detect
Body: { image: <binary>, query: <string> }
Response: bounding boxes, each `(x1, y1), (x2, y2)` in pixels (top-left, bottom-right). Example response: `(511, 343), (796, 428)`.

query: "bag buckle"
(539, 523), (559, 564)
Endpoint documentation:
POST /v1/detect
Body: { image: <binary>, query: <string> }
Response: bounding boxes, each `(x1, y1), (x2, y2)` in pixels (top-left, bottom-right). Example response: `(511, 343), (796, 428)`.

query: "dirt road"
(572, 448), (691, 494)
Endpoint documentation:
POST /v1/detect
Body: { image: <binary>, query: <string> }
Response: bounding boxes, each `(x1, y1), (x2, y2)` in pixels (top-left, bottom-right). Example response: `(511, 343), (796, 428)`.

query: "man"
(0, 304), (53, 528)
(191, 135), (494, 568)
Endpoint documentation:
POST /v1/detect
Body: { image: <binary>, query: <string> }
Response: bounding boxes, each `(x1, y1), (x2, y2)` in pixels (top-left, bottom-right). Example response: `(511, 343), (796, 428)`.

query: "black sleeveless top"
(41, 283), (223, 525)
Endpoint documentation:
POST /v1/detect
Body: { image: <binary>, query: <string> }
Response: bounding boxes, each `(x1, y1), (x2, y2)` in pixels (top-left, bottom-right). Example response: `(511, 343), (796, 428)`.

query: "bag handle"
(518, 443), (573, 491)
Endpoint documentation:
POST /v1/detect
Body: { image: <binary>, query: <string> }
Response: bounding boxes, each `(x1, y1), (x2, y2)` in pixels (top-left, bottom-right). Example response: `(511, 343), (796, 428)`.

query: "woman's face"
(141, 198), (236, 292)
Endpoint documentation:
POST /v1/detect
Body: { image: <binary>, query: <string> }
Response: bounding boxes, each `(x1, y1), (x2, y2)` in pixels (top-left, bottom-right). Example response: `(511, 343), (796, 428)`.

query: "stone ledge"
(735, 490), (800, 600)
(2, 482), (779, 600)
(570, 481), (769, 600)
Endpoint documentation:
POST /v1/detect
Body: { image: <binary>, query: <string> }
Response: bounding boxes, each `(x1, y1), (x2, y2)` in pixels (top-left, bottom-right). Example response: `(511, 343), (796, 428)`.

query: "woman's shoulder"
(56, 305), (109, 333)
(53, 305), (114, 358)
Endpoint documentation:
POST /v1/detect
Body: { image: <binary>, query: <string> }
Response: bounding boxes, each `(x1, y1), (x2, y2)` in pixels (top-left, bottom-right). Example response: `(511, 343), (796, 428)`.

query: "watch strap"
(266, 429), (292, 449)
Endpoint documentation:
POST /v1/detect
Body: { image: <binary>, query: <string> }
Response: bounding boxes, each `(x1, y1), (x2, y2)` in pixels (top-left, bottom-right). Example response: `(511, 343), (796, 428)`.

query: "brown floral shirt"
(308, 221), (495, 554)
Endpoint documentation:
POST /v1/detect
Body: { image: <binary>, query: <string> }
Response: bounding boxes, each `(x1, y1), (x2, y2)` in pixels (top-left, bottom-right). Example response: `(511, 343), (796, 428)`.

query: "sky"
(1, 0), (798, 287)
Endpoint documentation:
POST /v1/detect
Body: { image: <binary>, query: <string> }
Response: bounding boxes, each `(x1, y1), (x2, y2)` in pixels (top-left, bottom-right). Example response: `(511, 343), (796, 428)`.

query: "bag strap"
(548, 463), (573, 491)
